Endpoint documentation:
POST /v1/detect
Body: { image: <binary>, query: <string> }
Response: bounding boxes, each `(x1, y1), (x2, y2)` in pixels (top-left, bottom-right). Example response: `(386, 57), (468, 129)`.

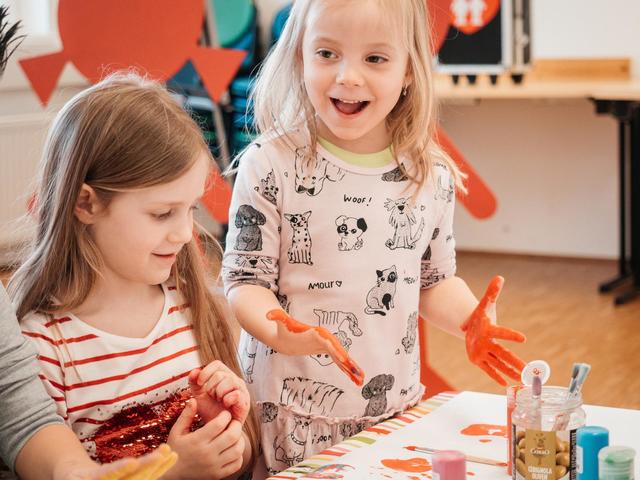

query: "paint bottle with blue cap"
(577, 426), (609, 480)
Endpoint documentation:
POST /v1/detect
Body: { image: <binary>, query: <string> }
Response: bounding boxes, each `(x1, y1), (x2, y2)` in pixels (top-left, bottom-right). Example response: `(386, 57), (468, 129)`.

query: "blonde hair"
(8, 72), (259, 464)
(250, 0), (466, 192)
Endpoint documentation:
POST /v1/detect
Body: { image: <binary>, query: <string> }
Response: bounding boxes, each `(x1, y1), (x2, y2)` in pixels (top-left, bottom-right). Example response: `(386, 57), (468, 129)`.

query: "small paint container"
(432, 450), (466, 480)
(598, 446), (636, 480)
(577, 426), (609, 480)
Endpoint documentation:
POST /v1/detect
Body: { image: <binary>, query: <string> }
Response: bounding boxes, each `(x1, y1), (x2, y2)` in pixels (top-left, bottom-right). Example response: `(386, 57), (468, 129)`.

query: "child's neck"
(317, 120), (391, 154)
(72, 277), (165, 338)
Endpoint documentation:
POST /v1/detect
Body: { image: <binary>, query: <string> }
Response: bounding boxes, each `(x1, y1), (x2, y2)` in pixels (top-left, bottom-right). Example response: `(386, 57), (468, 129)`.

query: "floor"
(427, 251), (640, 410)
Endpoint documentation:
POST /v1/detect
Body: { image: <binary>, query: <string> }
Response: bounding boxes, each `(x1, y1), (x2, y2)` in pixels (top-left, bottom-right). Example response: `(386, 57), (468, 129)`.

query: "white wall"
(445, 0), (640, 258)
(1, 0), (638, 258)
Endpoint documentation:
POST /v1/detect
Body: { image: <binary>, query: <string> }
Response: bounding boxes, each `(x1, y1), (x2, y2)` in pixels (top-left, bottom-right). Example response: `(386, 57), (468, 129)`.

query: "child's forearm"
(15, 424), (95, 480)
(419, 276), (478, 338)
(227, 284), (284, 350)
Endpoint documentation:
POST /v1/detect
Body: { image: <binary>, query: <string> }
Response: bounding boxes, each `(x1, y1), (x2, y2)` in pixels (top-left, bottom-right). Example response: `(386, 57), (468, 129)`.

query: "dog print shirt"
(222, 131), (457, 474)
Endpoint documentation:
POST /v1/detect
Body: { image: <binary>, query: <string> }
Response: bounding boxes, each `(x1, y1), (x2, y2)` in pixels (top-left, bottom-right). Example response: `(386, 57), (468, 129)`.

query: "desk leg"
(596, 101), (631, 293)
(614, 105), (640, 305)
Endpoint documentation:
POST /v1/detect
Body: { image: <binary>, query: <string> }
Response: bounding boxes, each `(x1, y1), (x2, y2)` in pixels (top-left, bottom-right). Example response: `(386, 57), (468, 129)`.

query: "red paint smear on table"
(468, 472), (476, 476)
(460, 424), (507, 437)
(382, 458), (432, 473)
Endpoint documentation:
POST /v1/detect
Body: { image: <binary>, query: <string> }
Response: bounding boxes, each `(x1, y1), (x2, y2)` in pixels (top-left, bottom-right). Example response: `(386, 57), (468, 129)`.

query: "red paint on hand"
(461, 276), (527, 386)
(267, 309), (365, 386)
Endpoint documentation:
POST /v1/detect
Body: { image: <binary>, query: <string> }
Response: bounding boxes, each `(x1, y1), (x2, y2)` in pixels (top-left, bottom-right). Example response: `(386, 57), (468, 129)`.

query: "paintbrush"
(552, 363), (591, 431)
(404, 446), (507, 467)
(530, 375), (542, 430)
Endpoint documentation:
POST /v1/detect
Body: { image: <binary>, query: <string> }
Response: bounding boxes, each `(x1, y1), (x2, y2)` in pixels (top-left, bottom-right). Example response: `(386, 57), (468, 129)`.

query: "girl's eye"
(317, 49), (336, 59)
(366, 55), (387, 64)
(153, 211), (172, 220)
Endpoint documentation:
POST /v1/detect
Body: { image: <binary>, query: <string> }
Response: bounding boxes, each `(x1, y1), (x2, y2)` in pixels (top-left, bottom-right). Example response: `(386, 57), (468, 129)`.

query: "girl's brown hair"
(8, 72), (259, 465)
(250, 0), (466, 192)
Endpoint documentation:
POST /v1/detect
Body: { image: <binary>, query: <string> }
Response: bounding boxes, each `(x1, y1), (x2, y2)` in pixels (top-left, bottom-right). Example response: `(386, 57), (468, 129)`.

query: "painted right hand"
(165, 399), (245, 480)
(266, 309), (365, 386)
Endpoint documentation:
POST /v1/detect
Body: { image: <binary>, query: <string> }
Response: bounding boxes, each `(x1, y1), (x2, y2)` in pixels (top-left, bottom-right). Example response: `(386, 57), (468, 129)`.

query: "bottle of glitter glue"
(432, 450), (466, 480)
(577, 426), (609, 480)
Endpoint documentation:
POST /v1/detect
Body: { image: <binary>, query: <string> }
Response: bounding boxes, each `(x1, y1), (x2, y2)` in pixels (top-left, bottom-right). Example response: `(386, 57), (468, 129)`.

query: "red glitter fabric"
(87, 388), (202, 463)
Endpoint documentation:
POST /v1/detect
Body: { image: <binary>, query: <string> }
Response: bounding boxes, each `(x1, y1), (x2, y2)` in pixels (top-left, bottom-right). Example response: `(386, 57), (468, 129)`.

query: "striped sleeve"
(20, 314), (69, 421)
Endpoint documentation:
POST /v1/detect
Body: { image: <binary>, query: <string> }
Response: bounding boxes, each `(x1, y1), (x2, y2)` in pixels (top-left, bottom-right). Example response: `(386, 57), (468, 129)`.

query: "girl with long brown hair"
(10, 72), (258, 479)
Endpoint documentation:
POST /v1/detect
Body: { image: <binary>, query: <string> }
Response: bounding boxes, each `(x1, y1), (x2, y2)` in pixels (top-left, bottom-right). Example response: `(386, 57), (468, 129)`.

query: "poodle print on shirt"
(384, 197), (425, 250)
(336, 215), (367, 251)
(364, 266), (398, 316)
(362, 374), (395, 417)
(234, 204), (266, 251)
(294, 146), (345, 196)
(309, 309), (363, 366)
(284, 211), (313, 265)
(255, 169), (279, 205)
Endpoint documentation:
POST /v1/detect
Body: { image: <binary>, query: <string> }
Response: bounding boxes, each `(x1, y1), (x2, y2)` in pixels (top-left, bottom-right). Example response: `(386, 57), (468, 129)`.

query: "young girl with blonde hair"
(10, 73), (258, 479)
(222, 0), (526, 474)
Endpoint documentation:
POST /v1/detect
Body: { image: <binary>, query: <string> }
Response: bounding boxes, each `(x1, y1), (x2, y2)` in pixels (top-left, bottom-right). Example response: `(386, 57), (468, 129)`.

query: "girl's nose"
(168, 215), (193, 245)
(336, 61), (364, 88)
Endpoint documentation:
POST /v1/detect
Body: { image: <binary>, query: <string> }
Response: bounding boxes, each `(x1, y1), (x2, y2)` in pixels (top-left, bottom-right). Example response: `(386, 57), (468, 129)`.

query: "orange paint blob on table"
(479, 439), (492, 443)
(381, 458), (432, 473)
(460, 424), (507, 437)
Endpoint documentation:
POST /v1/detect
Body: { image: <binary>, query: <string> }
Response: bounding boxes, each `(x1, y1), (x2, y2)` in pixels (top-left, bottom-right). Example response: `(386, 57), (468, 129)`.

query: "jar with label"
(512, 386), (586, 480)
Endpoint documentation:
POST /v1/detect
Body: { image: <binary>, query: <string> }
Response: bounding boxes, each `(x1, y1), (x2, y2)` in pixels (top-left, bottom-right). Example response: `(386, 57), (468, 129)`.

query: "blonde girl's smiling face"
(78, 152), (210, 288)
(302, 0), (410, 153)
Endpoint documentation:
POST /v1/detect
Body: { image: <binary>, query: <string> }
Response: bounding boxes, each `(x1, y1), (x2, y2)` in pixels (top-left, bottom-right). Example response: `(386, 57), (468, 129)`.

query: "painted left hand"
(461, 275), (527, 386)
(189, 361), (251, 424)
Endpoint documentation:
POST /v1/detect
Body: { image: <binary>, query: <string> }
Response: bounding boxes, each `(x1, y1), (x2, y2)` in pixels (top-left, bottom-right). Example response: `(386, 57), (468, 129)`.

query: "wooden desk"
(268, 391), (640, 479)
(434, 77), (640, 305)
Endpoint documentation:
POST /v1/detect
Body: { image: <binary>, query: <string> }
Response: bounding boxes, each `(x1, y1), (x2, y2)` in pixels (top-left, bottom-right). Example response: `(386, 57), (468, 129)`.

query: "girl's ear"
(74, 184), (104, 225)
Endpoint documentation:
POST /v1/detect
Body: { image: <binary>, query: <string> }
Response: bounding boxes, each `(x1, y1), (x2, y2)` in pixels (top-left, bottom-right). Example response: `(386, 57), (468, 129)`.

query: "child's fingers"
(210, 376), (240, 400)
(169, 398), (197, 437)
(194, 360), (232, 387)
(477, 360), (507, 386)
(489, 342), (526, 372)
(204, 370), (232, 396)
(194, 409), (232, 442)
(489, 324), (526, 343)
(486, 352), (521, 381)
(477, 275), (504, 313)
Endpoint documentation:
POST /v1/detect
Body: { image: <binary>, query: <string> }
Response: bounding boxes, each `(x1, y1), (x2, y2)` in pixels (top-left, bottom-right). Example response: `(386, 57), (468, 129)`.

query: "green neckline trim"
(318, 137), (393, 168)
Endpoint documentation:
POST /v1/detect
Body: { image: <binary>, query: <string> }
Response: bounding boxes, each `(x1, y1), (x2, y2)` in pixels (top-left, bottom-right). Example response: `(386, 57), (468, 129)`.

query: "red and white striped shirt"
(20, 284), (202, 462)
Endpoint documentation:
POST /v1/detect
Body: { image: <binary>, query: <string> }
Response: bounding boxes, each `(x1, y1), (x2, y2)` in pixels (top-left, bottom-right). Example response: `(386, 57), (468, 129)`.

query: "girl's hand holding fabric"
(189, 362), (251, 424)
(460, 276), (527, 386)
(266, 309), (365, 386)
(165, 400), (244, 479)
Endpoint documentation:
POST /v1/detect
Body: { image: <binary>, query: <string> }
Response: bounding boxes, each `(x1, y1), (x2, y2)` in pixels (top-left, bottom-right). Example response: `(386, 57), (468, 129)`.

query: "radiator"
(0, 113), (53, 257)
